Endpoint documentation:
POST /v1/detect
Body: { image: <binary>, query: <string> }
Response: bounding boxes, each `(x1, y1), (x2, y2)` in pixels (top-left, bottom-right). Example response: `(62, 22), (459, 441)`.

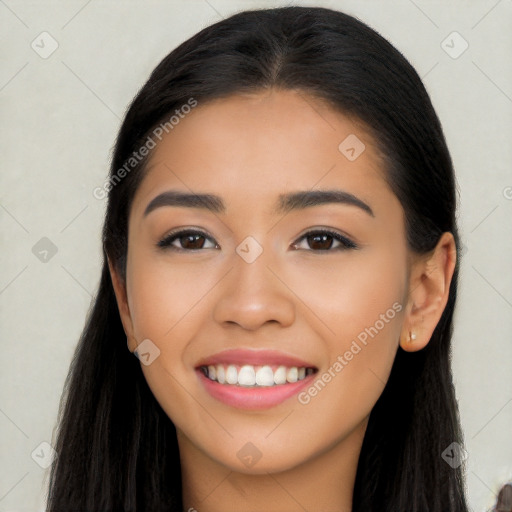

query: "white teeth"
(216, 364), (225, 384)
(202, 363), (315, 386)
(255, 365), (274, 386)
(238, 365), (256, 386)
(273, 366), (287, 385)
(226, 365), (238, 384)
(286, 367), (298, 383)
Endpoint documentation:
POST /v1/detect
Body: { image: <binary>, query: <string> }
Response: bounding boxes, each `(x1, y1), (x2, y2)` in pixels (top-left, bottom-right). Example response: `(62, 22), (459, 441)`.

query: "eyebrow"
(143, 189), (375, 218)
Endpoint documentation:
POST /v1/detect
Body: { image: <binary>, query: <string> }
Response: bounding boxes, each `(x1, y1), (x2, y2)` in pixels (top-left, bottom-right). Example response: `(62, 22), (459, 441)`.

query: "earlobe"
(107, 257), (137, 353)
(399, 232), (457, 352)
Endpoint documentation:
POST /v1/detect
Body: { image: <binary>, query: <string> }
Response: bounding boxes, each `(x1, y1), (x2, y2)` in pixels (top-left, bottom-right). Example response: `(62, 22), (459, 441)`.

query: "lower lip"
(197, 370), (315, 410)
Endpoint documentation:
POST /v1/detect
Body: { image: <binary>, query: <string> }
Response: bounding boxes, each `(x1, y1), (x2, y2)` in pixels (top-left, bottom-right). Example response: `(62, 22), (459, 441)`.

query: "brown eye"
(157, 230), (218, 251)
(306, 233), (334, 250)
(178, 233), (207, 249)
(292, 229), (357, 251)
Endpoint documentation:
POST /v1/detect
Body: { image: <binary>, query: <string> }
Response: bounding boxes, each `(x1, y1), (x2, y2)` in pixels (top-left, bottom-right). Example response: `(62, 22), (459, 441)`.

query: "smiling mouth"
(199, 364), (317, 387)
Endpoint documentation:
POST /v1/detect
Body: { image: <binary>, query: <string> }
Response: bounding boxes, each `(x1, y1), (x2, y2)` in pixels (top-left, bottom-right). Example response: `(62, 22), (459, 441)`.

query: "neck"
(179, 419), (367, 512)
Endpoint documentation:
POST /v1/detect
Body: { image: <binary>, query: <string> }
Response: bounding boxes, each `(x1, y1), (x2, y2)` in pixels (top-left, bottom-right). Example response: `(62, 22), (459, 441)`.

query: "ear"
(399, 232), (457, 352)
(108, 257), (138, 353)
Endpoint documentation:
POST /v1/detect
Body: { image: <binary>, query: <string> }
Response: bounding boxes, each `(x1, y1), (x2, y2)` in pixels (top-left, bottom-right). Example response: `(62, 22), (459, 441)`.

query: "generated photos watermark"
(298, 301), (403, 405)
(93, 98), (198, 200)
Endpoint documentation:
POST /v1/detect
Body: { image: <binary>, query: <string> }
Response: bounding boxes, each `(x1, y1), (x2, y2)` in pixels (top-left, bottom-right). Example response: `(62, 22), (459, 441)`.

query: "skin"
(109, 89), (456, 512)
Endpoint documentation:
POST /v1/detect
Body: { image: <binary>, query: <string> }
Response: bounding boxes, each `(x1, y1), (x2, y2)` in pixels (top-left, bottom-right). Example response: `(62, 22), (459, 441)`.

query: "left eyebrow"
(274, 189), (374, 217)
(143, 189), (375, 218)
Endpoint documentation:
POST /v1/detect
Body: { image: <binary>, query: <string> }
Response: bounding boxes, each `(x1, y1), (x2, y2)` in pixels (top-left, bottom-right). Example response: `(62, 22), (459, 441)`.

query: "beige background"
(1, 1), (511, 510)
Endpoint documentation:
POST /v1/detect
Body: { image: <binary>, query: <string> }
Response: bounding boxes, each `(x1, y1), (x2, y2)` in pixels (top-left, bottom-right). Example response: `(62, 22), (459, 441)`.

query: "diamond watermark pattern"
(32, 237), (58, 263)
(441, 31), (468, 59)
(31, 32), (59, 59)
(134, 338), (161, 366)
(338, 134), (366, 161)
(441, 442), (468, 468)
(236, 442), (262, 468)
(31, 441), (57, 469)
(236, 236), (263, 264)
(458, 241), (468, 258)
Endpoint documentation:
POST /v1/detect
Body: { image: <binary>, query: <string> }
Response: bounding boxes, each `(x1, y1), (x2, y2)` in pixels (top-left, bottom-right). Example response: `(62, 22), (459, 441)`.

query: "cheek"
(126, 251), (218, 344)
(288, 248), (405, 417)
(285, 245), (406, 340)
(125, 254), (212, 431)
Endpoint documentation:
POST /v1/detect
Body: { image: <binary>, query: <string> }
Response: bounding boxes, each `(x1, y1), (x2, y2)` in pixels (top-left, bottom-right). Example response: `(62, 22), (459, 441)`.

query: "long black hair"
(46, 6), (469, 511)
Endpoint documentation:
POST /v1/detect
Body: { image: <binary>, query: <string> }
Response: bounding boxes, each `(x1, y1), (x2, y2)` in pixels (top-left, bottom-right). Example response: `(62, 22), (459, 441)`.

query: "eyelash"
(157, 228), (358, 252)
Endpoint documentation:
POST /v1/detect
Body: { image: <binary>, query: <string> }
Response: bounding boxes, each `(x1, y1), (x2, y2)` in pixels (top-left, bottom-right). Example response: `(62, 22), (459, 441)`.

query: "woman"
(46, 6), (469, 511)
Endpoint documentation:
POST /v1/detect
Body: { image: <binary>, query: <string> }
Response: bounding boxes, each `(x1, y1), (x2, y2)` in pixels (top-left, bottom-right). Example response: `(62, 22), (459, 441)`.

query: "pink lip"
(195, 348), (316, 369)
(195, 349), (317, 410)
(197, 370), (316, 410)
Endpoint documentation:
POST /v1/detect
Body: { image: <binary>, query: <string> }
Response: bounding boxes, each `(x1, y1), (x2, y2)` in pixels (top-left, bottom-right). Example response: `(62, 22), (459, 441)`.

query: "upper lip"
(195, 348), (317, 369)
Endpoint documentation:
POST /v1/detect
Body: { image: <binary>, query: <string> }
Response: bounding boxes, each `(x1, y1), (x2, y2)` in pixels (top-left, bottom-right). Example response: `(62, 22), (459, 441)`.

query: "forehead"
(130, 89), (397, 220)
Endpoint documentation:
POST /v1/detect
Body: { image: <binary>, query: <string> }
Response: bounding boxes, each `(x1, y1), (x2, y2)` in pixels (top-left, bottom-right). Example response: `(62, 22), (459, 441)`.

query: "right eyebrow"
(144, 190), (225, 217)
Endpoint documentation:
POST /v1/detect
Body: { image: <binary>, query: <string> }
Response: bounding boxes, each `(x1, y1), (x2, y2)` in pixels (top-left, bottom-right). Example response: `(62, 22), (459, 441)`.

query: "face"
(113, 89), (413, 474)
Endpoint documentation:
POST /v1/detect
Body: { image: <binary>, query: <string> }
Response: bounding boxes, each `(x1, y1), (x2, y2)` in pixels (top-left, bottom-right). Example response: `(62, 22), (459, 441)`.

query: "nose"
(212, 244), (296, 331)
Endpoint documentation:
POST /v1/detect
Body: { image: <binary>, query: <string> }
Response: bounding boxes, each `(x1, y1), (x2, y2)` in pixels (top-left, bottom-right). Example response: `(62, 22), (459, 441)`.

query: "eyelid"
(157, 227), (217, 250)
(292, 228), (358, 250)
(157, 226), (358, 252)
